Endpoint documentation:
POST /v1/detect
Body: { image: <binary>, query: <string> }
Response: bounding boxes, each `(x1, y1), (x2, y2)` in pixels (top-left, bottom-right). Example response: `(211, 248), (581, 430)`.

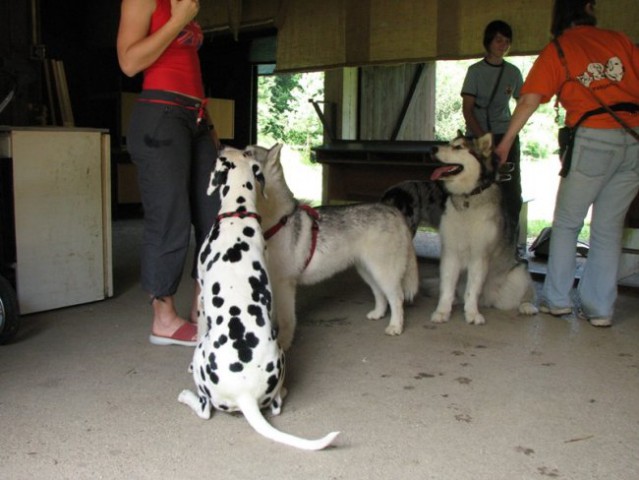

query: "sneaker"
(576, 309), (612, 327)
(539, 304), (572, 316)
(589, 317), (612, 327)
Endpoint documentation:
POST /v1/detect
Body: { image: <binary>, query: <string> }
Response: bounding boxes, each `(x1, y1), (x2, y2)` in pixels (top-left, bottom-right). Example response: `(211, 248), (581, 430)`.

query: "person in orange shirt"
(496, 0), (639, 327)
(117, 0), (221, 346)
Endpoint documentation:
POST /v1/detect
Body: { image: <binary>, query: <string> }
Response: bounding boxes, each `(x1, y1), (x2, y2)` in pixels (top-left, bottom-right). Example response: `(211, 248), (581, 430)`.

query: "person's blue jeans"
(542, 126), (639, 319)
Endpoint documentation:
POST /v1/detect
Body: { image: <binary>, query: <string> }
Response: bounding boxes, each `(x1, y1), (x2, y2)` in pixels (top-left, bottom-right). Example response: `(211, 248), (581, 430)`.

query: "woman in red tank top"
(117, 0), (220, 347)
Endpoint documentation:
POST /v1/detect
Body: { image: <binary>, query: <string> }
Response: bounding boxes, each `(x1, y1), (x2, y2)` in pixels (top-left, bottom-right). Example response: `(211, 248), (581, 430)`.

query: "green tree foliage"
(258, 72), (324, 162)
(434, 59), (475, 140)
(258, 57), (561, 164)
(435, 55), (562, 160)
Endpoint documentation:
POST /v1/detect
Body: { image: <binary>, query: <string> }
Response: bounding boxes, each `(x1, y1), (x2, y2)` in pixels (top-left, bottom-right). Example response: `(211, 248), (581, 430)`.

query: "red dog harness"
(264, 204), (320, 270)
(216, 211), (262, 223)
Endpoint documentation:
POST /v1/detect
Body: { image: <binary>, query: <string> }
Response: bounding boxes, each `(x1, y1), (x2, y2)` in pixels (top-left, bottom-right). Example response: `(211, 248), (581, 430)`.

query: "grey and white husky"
(247, 144), (419, 350)
(426, 133), (538, 325)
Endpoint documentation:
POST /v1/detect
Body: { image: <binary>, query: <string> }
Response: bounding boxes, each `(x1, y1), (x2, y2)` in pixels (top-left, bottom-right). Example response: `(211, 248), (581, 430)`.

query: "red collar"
(216, 211), (262, 223)
(264, 204), (320, 270)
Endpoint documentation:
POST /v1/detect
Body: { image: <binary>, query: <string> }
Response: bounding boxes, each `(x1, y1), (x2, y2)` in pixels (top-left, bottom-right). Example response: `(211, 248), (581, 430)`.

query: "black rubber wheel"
(0, 274), (19, 344)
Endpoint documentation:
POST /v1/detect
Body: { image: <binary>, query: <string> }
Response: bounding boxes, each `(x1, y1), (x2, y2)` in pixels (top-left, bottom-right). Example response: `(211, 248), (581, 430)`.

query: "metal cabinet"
(0, 127), (113, 314)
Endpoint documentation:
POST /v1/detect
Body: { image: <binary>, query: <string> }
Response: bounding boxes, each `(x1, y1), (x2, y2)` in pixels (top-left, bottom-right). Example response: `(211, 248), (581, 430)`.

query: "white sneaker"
(588, 317), (612, 327)
(539, 304), (572, 316)
(576, 310), (612, 327)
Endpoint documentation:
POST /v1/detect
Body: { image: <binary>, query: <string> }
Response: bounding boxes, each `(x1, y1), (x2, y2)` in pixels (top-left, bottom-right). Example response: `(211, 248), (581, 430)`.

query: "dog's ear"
(475, 133), (493, 158)
(268, 143), (284, 164)
(208, 156), (230, 195)
(456, 129), (465, 139)
(251, 162), (267, 198)
(207, 170), (219, 196)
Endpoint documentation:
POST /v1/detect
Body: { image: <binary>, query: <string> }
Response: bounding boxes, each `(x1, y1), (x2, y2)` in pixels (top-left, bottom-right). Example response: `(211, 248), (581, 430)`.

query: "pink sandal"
(149, 322), (197, 347)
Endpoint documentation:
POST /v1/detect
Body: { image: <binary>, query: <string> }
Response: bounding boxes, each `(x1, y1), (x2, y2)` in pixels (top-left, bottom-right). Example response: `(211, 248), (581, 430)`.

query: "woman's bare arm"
(117, 0), (200, 77)
(494, 93), (542, 164)
(462, 94), (485, 138)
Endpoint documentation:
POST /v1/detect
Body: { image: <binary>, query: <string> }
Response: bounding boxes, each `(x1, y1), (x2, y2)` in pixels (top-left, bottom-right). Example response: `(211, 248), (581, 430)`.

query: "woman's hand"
(170, 0), (200, 27)
(494, 141), (511, 165)
(495, 93), (543, 165)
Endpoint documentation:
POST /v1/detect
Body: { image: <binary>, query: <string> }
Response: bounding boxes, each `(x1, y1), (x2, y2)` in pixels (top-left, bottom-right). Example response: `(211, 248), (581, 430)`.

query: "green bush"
(257, 72), (324, 163)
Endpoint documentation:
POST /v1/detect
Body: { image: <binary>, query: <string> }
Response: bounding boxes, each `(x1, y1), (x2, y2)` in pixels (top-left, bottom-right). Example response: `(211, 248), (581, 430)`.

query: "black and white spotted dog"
(381, 180), (448, 235)
(178, 147), (339, 451)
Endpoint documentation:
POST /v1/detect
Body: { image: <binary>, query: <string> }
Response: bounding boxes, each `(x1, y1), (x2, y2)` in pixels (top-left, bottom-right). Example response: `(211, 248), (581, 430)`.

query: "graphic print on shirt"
(577, 57), (624, 87)
(177, 22), (203, 48)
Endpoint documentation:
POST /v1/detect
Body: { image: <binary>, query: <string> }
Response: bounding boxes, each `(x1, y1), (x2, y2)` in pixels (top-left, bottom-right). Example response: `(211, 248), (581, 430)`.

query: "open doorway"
(256, 69), (325, 204)
(254, 58), (574, 239)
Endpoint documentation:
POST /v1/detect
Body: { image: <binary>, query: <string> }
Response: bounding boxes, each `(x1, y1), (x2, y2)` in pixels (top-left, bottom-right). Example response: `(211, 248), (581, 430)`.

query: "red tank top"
(143, 0), (205, 98)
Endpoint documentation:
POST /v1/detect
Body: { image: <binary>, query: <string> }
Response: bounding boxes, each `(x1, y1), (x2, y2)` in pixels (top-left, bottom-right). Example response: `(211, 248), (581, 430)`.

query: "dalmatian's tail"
(237, 395), (340, 451)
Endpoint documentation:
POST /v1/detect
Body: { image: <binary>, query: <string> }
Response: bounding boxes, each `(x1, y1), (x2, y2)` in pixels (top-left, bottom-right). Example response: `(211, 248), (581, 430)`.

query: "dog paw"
(178, 390), (212, 419)
(367, 310), (385, 321)
(519, 302), (539, 315)
(430, 311), (450, 323)
(177, 389), (193, 405)
(278, 333), (293, 351)
(384, 323), (403, 336)
(465, 312), (486, 325)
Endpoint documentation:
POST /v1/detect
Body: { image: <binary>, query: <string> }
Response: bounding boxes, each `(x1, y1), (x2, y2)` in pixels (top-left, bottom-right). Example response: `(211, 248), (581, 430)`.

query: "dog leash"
(264, 204), (320, 270)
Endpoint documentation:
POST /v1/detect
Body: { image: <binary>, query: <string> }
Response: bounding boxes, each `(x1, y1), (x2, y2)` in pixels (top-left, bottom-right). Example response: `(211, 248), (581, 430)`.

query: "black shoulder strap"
(487, 63), (505, 108)
(553, 38), (571, 106)
(552, 38), (639, 141)
(553, 38), (570, 79)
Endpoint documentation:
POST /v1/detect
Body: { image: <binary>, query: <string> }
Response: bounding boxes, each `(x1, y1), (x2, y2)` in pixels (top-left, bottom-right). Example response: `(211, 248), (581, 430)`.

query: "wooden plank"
(43, 60), (57, 125)
(205, 98), (235, 139)
(51, 59), (65, 126)
(101, 132), (114, 298)
(55, 60), (75, 127)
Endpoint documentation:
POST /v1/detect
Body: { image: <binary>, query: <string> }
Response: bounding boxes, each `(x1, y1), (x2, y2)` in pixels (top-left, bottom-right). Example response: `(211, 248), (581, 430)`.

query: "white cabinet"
(0, 127), (113, 314)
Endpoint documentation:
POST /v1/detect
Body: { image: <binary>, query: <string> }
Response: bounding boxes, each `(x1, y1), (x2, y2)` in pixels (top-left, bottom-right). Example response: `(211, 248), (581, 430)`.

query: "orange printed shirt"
(521, 26), (639, 128)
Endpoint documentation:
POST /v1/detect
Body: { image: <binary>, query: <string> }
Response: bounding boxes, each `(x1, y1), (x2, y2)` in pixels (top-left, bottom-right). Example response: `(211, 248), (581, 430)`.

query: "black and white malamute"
(385, 133), (537, 325)
(430, 133), (537, 324)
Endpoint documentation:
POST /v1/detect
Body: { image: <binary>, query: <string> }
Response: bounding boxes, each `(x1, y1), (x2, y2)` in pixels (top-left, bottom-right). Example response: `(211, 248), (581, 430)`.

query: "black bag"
(529, 227), (552, 258)
(557, 126), (573, 158)
(529, 227), (589, 258)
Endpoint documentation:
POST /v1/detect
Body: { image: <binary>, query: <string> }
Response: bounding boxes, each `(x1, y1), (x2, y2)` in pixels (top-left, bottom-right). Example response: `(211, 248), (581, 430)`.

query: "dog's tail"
(237, 395), (340, 451)
(402, 246), (419, 303)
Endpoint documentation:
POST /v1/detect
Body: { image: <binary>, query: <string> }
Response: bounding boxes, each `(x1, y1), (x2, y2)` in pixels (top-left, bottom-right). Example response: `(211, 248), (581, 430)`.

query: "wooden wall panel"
(271, 0), (639, 72)
(275, 0), (346, 72)
(369, 0), (438, 62)
(436, 0), (554, 59)
(359, 63), (435, 141)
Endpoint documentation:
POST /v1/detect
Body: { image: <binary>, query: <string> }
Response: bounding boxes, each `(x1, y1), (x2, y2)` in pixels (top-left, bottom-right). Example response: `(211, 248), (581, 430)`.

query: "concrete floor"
(1, 218), (638, 480)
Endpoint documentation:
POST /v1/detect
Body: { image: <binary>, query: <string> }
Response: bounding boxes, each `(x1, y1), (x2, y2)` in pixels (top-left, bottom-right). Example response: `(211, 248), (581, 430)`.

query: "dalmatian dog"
(178, 146), (339, 451)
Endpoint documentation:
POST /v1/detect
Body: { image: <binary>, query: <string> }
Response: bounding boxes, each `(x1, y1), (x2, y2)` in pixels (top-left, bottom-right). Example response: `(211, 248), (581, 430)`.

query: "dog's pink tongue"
(430, 165), (457, 181)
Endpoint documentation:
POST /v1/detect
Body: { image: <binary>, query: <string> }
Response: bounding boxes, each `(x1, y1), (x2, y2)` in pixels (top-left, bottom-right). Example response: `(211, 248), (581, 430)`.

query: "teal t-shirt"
(461, 59), (523, 135)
